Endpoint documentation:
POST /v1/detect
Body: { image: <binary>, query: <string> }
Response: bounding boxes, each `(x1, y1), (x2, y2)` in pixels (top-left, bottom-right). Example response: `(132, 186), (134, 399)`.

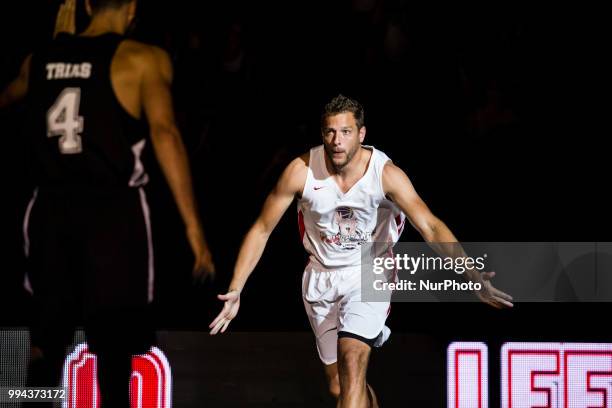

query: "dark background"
(0, 0), (608, 352)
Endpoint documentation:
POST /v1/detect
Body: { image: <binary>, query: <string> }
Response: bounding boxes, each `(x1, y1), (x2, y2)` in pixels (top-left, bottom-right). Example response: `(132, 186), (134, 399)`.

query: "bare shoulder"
(285, 152), (310, 178)
(382, 160), (403, 179)
(115, 40), (165, 58)
(287, 152), (309, 175)
(278, 152), (309, 196)
(382, 161), (414, 195)
(115, 40), (172, 79)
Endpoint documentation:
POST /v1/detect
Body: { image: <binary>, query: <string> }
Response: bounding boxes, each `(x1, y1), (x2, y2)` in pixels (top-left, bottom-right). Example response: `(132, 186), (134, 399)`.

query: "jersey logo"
(320, 206), (372, 250)
(314, 186), (326, 191)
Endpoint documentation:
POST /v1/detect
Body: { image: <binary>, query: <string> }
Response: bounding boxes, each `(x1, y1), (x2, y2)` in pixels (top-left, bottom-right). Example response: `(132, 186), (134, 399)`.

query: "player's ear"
(359, 125), (366, 143)
(85, 0), (92, 16)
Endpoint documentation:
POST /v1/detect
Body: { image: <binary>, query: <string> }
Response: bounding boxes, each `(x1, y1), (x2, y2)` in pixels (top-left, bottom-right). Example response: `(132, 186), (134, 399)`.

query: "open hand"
(209, 290), (240, 335)
(475, 271), (513, 309)
(54, 0), (76, 38)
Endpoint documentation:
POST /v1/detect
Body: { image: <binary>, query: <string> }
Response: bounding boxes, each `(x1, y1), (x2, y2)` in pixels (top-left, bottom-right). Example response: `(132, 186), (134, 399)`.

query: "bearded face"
(322, 112), (365, 171)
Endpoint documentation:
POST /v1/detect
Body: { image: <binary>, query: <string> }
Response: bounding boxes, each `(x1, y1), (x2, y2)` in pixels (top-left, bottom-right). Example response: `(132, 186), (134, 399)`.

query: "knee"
(338, 347), (369, 384)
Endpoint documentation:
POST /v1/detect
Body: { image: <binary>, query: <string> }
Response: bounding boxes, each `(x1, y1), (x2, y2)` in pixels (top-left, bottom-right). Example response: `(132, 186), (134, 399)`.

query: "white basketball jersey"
(297, 145), (406, 270)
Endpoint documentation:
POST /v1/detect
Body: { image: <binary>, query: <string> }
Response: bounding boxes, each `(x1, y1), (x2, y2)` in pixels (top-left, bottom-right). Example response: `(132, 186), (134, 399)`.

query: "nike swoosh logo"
(314, 186), (326, 190)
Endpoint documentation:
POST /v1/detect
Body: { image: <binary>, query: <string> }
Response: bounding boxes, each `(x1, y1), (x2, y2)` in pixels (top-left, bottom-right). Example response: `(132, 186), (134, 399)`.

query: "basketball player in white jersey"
(210, 94), (512, 407)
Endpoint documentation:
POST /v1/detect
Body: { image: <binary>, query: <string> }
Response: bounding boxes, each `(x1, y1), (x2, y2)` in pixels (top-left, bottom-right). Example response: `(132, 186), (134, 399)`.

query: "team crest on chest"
(320, 206), (372, 250)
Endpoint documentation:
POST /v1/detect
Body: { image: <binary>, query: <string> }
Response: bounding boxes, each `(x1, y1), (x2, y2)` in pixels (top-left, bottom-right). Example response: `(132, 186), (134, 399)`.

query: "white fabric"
(298, 145), (405, 270)
(297, 145), (405, 364)
(302, 264), (392, 365)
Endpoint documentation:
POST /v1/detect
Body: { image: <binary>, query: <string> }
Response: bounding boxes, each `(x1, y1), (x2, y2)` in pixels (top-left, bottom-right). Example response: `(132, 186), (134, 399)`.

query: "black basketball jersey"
(26, 33), (149, 191)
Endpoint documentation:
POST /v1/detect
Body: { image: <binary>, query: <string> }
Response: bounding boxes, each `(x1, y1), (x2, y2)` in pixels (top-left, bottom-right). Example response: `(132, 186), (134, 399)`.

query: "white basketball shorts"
(302, 263), (392, 365)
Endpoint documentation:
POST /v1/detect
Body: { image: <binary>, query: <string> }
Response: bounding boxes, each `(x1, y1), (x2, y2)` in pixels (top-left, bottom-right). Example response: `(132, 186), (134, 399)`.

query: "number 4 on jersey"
(47, 87), (84, 154)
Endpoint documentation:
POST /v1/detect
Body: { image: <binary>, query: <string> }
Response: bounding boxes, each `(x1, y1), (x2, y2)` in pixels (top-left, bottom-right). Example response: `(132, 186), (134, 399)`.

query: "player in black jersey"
(0, 0), (215, 406)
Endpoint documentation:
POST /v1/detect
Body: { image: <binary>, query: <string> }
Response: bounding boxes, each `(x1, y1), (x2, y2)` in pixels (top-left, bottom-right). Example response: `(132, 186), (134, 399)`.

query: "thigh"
(302, 269), (341, 365)
(337, 272), (390, 342)
(338, 298), (389, 342)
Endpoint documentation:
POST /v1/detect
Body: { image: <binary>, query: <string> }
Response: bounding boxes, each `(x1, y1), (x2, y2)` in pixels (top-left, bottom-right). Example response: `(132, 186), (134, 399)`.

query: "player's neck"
(329, 146), (368, 179)
(81, 12), (129, 36)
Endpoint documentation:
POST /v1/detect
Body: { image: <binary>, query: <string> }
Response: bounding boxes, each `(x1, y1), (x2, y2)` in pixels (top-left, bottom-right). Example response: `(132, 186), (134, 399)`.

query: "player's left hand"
(475, 271), (513, 309)
(209, 290), (240, 335)
(54, 0), (76, 38)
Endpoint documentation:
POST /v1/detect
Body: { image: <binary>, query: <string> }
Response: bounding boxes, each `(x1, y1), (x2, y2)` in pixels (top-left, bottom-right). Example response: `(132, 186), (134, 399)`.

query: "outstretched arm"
(141, 46), (214, 280)
(383, 162), (513, 308)
(209, 155), (308, 334)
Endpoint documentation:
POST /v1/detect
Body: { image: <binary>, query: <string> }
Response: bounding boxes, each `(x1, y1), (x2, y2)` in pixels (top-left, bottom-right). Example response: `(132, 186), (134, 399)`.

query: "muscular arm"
(0, 54), (31, 109)
(228, 155), (308, 292)
(383, 162), (474, 269)
(385, 165), (487, 272)
(383, 162), (512, 307)
(140, 46), (211, 265)
(383, 162), (457, 243)
(209, 155), (307, 334)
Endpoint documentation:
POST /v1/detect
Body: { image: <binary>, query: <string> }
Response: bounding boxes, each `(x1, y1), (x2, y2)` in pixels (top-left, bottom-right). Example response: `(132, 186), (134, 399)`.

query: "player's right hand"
(209, 290), (240, 335)
(54, 0), (76, 38)
(186, 226), (216, 284)
(192, 246), (216, 284)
